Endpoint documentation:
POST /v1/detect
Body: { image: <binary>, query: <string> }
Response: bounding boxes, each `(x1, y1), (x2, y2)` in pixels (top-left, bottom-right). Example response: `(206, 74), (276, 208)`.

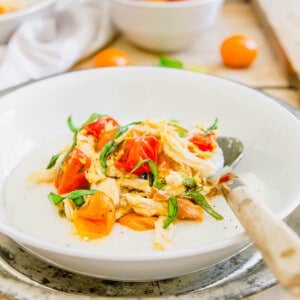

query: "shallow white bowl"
(111, 0), (224, 52)
(0, 0), (56, 44)
(0, 67), (299, 281)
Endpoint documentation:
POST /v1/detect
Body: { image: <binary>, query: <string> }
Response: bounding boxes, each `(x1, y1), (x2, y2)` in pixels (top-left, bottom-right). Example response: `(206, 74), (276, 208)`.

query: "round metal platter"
(0, 89), (299, 300)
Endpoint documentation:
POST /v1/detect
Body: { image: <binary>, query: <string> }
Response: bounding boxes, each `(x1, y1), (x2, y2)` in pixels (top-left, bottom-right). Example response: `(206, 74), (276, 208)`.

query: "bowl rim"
(0, 0), (56, 22)
(112, 0), (222, 9)
(0, 66), (299, 262)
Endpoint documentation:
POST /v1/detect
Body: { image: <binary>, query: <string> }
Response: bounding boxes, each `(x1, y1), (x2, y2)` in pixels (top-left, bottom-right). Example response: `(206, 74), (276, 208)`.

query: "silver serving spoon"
(218, 137), (300, 296)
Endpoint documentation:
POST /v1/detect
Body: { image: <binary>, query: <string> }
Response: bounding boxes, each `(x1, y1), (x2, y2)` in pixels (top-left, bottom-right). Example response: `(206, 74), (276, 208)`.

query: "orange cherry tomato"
(92, 48), (130, 67)
(118, 213), (157, 231)
(220, 34), (258, 68)
(73, 191), (116, 239)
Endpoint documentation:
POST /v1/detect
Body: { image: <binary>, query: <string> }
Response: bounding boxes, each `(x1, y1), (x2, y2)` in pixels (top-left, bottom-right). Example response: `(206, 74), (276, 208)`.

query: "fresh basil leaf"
(58, 131), (78, 171)
(131, 159), (148, 174)
(168, 121), (188, 137)
(202, 118), (219, 136)
(132, 159), (165, 190)
(46, 153), (60, 169)
(163, 196), (178, 228)
(183, 191), (223, 220)
(158, 57), (184, 69)
(82, 113), (108, 128)
(67, 116), (78, 133)
(183, 177), (197, 190)
(100, 141), (114, 174)
(99, 121), (141, 174)
(67, 189), (97, 200)
(115, 121), (142, 139)
(48, 192), (65, 205)
(73, 196), (85, 206)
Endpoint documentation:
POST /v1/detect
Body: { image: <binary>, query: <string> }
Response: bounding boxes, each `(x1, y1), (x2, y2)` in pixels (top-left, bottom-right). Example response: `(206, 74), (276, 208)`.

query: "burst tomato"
(84, 116), (119, 150)
(189, 133), (216, 152)
(73, 191), (116, 239)
(54, 148), (91, 194)
(115, 135), (160, 175)
(220, 34), (258, 68)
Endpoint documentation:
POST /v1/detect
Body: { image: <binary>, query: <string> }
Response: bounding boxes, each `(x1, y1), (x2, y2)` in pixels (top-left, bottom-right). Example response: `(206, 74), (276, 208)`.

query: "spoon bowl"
(217, 136), (244, 168)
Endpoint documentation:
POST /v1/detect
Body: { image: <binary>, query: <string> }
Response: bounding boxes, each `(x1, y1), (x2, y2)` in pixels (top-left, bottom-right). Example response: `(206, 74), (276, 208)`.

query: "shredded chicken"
(30, 116), (224, 249)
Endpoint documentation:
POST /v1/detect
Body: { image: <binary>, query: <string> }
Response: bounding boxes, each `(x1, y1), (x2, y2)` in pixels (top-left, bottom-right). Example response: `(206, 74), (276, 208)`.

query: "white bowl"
(0, 0), (56, 44)
(0, 67), (299, 281)
(111, 0), (224, 52)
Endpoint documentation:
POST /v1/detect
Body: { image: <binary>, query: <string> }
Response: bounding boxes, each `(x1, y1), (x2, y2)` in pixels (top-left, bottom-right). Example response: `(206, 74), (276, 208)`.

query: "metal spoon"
(218, 137), (300, 295)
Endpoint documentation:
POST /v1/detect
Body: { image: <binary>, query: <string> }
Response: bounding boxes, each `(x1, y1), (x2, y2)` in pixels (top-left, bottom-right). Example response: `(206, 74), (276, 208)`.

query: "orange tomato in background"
(220, 34), (258, 68)
(92, 48), (130, 67)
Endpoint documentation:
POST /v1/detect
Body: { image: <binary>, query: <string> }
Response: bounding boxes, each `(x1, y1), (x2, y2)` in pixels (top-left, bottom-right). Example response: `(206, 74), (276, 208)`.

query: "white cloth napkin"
(0, 0), (117, 91)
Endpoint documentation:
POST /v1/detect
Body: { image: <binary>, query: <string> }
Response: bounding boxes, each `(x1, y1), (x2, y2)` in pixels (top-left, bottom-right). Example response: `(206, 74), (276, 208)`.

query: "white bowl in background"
(0, 0), (57, 44)
(111, 0), (224, 53)
(0, 67), (299, 281)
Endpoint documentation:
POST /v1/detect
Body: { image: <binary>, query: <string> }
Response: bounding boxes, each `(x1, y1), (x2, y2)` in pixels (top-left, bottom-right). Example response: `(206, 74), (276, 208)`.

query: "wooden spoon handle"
(222, 177), (300, 293)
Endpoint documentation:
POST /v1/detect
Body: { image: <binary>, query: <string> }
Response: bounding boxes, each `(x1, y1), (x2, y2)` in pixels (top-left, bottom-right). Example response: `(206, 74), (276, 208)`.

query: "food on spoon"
(29, 114), (225, 249)
(220, 34), (258, 68)
(92, 48), (130, 68)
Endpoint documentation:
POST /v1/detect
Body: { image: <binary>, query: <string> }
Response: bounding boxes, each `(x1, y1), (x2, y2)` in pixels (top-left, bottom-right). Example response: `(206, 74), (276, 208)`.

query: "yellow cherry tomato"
(220, 34), (258, 68)
(92, 48), (130, 68)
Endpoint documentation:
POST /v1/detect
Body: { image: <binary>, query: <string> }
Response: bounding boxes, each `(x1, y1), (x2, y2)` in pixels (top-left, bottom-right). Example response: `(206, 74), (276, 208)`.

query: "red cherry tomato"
(189, 133), (216, 152)
(54, 148), (91, 194)
(84, 116), (118, 138)
(84, 116), (119, 150)
(220, 34), (258, 68)
(115, 135), (160, 175)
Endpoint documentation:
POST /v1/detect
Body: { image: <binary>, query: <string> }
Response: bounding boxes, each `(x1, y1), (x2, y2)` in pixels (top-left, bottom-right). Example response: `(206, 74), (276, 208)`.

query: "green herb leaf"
(48, 189), (97, 208)
(202, 118), (219, 136)
(131, 159), (148, 174)
(73, 196), (85, 206)
(158, 57), (184, 69)
(67, 189), (97, 200)
(99, 121), (141, 174)
(100, 140), (115, 174)
(46, 153), (60, 169)
(183, 177), (197, 190)
(115, 121), (142, 139)
(163, 196), (179, 228)
(67, 116), (78, 133)
(48, 192), (65, 205)
(82, 113), (108, 128)
(168, 121), (188, 137)
(131, 159), (165, 190)
(58, 131), (78, 171)
(183, 191), (223, 220)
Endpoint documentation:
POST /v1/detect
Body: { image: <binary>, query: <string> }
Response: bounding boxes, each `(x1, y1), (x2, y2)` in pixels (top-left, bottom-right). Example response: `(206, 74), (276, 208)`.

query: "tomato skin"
(118, 213), (157, 231)
(92, 48), (130, 67)
(189, 133), (216, 152)
(84, 116), (119, 150)
(73, 191), (116, 239)
(115, 135), (160, 175)
(220, 34), (258, 68)
(54, 148), (91, 194)
(84, 117), (118, 139)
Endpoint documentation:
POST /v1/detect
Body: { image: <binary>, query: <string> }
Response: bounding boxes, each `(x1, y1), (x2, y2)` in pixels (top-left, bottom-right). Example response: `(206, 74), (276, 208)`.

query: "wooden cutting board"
(251, 0), (300, 89)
